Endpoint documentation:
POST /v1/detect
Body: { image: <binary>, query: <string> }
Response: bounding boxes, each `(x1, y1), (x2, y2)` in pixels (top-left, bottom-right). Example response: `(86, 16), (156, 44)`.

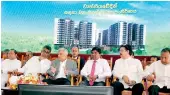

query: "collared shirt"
(56, 59), (67, 79)
(18, 56), (51, 77)
(81, 58), (112, 82)
(143, 60), (170, 88)
(1, 59), (21, 85)
(1, 59), (21, 74)
(113, 57), (143, 88)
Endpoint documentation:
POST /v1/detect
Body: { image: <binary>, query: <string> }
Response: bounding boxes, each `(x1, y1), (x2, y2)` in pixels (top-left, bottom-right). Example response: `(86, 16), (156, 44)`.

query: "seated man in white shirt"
(111, 45), (144, 95)
(144, 48), (170, 95)
(80, 47), (112, 86)
(1, 49), (21, 87)
(43, 48), (78, 85)
(15, 45), (51, 78)
(144, 55), (160, 71)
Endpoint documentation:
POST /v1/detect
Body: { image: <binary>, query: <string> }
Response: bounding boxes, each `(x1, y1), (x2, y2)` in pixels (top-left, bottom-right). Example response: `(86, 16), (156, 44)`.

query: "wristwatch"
(97, 75), (99, 79)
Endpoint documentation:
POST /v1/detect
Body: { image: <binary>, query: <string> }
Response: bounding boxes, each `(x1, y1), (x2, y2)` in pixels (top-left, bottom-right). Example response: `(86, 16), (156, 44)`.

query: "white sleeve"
(1, 61), (8, 74)
(80, 60), (89, 77)
(113, 60), (124, 80)
(41, 60), (51, 73)
(136, 60), (144, 83)
(98, 60), (112, 79)
(143, 62), (155, 77)
(17, 61), (22, 69)
(18, 62), (27, 73)
(46, 60), (51, 71)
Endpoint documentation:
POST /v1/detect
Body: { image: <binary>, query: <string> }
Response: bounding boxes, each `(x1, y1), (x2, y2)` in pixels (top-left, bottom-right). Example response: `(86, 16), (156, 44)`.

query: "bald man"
(71, 46), (85, 71)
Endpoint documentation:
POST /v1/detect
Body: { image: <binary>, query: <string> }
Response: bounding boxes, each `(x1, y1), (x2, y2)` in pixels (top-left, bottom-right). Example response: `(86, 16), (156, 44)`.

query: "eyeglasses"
(42, 50), (50, 54)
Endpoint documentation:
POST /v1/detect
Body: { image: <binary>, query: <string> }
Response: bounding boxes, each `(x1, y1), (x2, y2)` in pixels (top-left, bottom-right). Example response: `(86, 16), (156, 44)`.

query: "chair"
(68, 56), (81, 86)
(69, 56), (81, 74)
(106, 57), (113, 86)
(21, 55), (26, 67)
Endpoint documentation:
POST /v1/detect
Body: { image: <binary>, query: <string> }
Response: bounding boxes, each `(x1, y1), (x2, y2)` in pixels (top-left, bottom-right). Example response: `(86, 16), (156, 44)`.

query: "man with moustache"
(80, 47), (111, 86)
(111, 44), (144, 95)
(15, 45), (51, 77)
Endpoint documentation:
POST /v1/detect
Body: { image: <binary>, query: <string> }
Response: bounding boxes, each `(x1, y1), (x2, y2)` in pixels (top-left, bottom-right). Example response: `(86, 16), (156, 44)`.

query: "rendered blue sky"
(1, 1), (170, 35)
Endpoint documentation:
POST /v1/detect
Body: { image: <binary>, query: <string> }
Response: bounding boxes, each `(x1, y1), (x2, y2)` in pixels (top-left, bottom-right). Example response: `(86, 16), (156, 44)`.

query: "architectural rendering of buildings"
(54, 18), (146, 49)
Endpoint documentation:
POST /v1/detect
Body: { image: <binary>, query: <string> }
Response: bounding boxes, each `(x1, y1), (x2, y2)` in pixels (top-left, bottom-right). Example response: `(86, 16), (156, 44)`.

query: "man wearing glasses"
(14, 45), (51, 77)
(111, 45), (144, 95)
(21, 51), (33, 67)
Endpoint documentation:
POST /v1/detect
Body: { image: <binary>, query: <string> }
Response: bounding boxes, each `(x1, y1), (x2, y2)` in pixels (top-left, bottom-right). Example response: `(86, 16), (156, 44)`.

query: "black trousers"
(79, 76), (105, 86)
(43, 78), (71, 85)
(111, 81), (144, 95)
(148, 85), (170, 95)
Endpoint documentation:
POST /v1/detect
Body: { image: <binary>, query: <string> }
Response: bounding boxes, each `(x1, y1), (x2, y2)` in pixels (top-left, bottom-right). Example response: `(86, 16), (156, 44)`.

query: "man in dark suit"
(71, 46), (85, 71)
(43, 48), (78, 85)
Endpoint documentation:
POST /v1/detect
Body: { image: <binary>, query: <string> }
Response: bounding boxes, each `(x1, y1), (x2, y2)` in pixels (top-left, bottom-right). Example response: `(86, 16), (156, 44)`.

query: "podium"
(18, 84), (113, 95)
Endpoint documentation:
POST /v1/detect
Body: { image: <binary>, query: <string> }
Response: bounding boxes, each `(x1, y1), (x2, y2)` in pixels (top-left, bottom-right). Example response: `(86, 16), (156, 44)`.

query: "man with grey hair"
(43, 48), (78, 85)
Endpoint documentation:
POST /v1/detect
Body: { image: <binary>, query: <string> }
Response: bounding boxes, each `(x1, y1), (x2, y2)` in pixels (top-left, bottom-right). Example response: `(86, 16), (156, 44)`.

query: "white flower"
(9, 76), (19, 85)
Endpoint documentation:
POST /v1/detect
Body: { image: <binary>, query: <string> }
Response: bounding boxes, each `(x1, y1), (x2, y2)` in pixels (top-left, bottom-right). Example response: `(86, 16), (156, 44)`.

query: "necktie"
(89, 60), (96, 86)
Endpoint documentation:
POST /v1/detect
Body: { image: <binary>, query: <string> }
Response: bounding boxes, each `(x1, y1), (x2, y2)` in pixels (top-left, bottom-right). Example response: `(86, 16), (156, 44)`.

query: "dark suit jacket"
(47, 59), (78, 80)
(80, 57), (85, 70)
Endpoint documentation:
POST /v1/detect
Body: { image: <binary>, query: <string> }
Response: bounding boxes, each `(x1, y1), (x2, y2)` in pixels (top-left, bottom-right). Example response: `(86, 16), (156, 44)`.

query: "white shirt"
(81, 58), (112, 82)
(56, 60), (67, 79)
(143, 60), (170, 88)
(1, 59), (21, 86)
(18, 56), (51, 77)
(145, 65), (150, 71)
(113, 57), (143, 88)
(1, 59), (21, 74)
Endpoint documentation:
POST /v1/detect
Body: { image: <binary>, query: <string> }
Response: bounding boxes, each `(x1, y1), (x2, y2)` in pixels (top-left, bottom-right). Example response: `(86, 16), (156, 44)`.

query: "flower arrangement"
(9, 73), (47, 89)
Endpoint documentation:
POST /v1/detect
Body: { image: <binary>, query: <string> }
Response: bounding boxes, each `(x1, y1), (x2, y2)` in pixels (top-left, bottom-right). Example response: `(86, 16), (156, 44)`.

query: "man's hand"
(51, 66), (56, 73)
(88, 75), (97, 81)
(91, 75), (98, 81)
(146, 75), (154, 81)
(122, 75), (130, 84)
(88, 75), (93, 81)
(88, 75), (92, 79)
(128, 80), (136, 86)
(13, 69), (18, 74)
